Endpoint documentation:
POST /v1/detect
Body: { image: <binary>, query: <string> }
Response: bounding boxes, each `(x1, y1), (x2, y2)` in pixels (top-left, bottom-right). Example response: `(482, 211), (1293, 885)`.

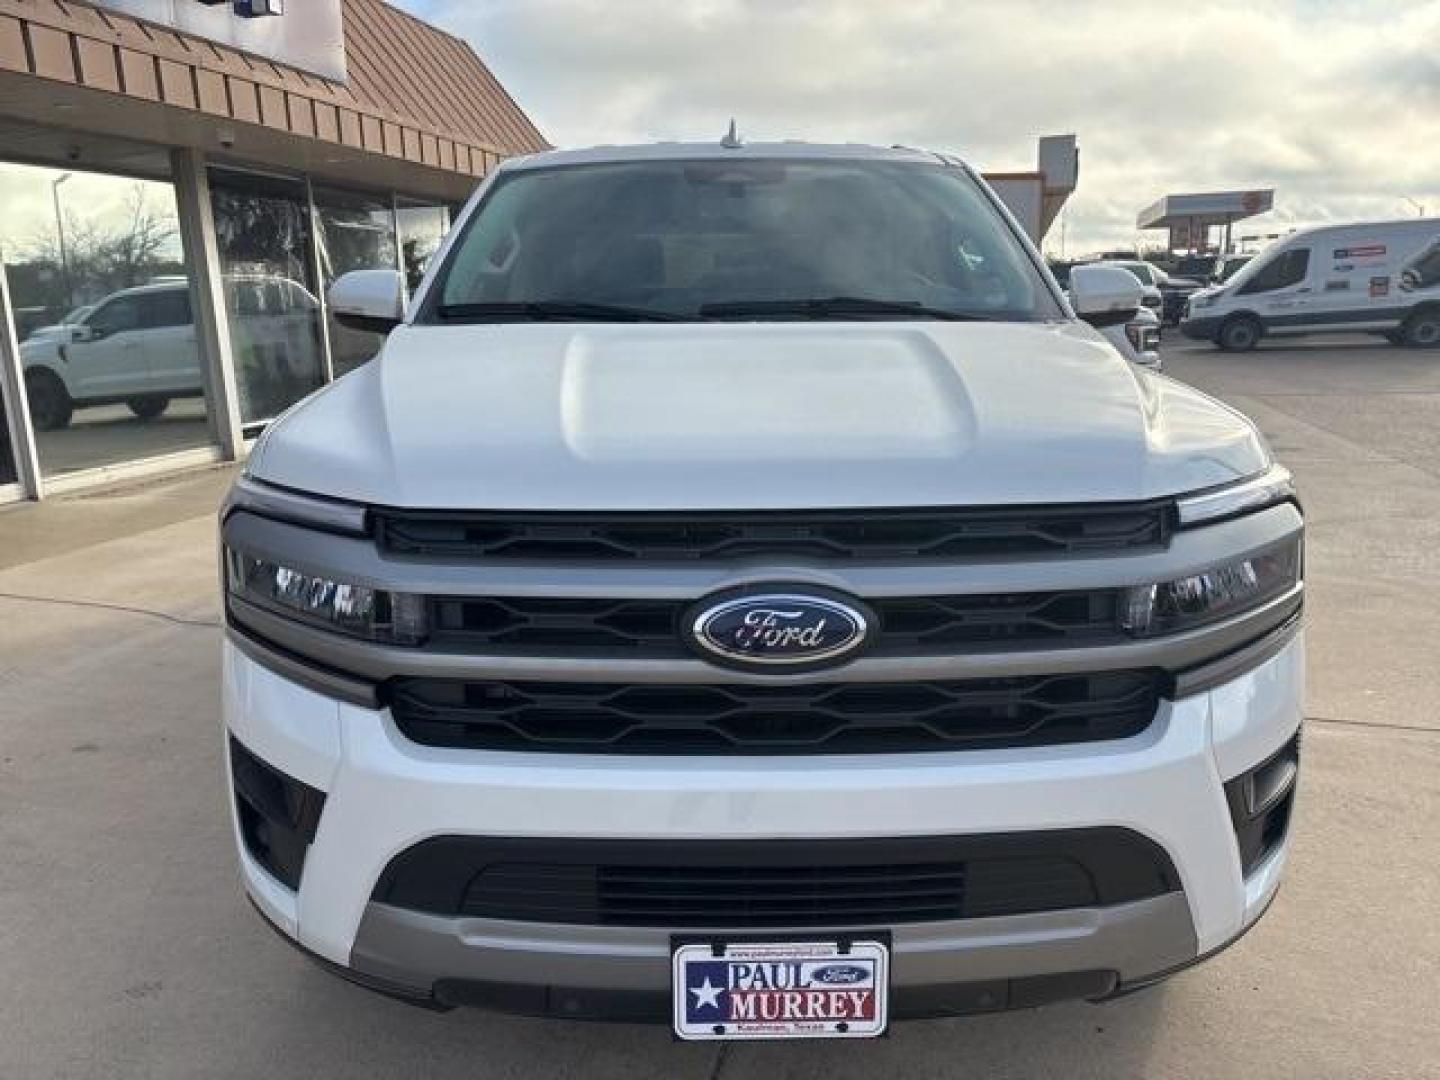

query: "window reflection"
(0, 162), (215, 477)
(315, 186), (398, 377)
(397, 202), (449, 296)
(209, 169), (326, 427)
(0, 381), (16, 486)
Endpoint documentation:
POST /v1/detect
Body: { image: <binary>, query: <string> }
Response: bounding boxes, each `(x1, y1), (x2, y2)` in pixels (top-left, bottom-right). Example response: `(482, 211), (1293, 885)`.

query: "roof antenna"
(720, 119), (743, 150)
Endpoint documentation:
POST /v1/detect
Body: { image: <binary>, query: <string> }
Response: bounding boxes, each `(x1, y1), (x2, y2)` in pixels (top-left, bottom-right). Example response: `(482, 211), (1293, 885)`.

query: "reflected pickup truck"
(220, 140), (1304, 1039)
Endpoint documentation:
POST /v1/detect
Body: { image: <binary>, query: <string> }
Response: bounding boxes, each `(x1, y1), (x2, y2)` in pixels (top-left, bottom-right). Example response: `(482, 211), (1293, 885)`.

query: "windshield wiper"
(697, 297), (1001, 322)
(435, 300), (684, 323)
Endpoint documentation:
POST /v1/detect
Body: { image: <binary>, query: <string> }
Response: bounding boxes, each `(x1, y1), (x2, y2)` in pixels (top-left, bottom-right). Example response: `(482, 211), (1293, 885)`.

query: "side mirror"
(328, 269), (404, 334)
(1069, 265), (1144, 328)
(74, 325), (100, 342)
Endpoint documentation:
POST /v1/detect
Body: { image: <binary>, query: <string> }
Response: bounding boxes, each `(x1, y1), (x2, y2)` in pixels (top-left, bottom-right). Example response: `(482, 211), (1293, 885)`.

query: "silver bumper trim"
(349, 893), (1199, 995)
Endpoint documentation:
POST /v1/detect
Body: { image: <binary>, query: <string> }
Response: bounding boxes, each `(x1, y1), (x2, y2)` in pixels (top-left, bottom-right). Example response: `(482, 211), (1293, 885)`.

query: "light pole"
(1402, 196), (1425, 218)
(51, 172), (73, 311)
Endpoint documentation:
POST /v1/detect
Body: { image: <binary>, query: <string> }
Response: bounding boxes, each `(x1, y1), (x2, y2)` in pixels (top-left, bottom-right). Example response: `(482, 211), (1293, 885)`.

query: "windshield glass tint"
(427, 159), (1060, 322)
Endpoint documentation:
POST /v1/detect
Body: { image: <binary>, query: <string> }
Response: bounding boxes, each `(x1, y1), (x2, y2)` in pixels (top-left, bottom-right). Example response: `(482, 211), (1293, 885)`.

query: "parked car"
(1093, 259), (1201, 326)
(22, 303), (95, 344)
(220, 140), (1304, 1036)
(1085, 260), (1164, 317)
(1060, 271), (1162, 370)
(1115, 304), (1163, 370)
(1171, 254), (1218, 281)
(1181, 219), (1440, 350)
(1046, 259), (1075, 290)
(19, 277), (321, 430)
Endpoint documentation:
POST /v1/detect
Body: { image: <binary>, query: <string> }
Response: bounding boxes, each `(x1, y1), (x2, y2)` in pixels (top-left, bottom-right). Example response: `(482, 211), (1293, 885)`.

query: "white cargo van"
(1181, 219), (1440, 350)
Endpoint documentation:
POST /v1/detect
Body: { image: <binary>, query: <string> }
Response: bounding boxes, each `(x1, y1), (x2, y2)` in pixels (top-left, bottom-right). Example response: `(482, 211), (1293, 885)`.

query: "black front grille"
(372, 832), (1181, 928)
(387, 670), (1162, 755)
(376, 503), (1170, 562)
(427, 590), (1122, 655)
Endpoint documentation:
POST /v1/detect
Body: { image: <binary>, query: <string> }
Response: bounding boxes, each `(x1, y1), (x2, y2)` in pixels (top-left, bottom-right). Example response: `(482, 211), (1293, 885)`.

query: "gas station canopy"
(1137, 190), (1275, 251)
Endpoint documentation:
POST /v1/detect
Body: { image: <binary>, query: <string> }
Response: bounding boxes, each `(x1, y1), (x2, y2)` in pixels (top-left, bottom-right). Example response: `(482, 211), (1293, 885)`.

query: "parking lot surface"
(1, 336), (1436, 1079)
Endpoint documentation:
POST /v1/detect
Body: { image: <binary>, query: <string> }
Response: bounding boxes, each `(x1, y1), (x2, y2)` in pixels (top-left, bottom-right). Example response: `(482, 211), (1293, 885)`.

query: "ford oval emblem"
(689, 590), (870, 668)
(810, 964), (870, 985)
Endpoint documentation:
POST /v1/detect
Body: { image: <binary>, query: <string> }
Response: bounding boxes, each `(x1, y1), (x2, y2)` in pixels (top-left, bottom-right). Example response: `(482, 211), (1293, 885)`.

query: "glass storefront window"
(314, 186), (398, 378)
(396, 201), (450, 297)
(209, 169), (326, 429)
(0, 141), (464, 491)
(0, 381), (16, 487)
(0, 162), (217, 477)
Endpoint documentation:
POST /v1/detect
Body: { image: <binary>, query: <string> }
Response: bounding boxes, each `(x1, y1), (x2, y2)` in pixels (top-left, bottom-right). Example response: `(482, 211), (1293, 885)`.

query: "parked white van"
(1181, 219), (1440, 351)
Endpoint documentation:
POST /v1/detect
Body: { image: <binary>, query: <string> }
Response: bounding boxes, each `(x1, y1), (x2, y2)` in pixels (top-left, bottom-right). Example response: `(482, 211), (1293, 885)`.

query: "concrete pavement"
(0, 336), (1436, 1079)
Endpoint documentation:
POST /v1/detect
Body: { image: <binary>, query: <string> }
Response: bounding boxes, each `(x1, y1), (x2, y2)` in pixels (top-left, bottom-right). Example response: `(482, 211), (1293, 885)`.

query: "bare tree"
(16, 182), (182, 311)
(104, 183), (180, 289)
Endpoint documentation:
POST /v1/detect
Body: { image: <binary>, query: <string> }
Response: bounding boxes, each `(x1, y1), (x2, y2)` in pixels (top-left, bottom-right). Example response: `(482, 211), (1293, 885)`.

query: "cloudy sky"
(395, 0), (1440, 255)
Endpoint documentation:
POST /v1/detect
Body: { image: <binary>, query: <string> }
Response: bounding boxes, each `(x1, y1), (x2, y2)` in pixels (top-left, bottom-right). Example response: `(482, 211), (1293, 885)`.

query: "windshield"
(1218, 257), (1250, 282)
(422, 159), (1062, 323)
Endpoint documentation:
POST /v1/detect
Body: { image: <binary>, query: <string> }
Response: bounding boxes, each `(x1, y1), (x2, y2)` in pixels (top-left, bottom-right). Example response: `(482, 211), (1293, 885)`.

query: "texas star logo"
(684, 959), (878, 1026)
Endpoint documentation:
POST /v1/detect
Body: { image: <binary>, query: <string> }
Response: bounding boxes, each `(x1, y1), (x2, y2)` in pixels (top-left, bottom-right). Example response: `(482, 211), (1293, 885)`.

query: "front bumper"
(1180, 314), (1224, 341)
(223, 630), (1304, 1018)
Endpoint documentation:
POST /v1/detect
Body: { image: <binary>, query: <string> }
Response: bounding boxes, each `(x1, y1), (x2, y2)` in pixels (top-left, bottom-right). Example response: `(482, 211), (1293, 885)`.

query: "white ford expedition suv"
(221, 141), (1304, 1039)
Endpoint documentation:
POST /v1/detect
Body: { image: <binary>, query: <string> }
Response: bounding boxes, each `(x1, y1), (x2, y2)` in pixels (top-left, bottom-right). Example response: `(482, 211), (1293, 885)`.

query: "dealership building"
(0, 1), (1081, 506)
(0, 0), (547, 504)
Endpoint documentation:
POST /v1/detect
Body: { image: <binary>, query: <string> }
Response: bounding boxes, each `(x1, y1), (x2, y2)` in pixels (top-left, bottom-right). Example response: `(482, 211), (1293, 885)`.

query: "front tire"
(1217, 315), (1263, 353)
(1401, 308), (1440, 348)
(24, 369), (73, 431)
(126, 397), (171, 420)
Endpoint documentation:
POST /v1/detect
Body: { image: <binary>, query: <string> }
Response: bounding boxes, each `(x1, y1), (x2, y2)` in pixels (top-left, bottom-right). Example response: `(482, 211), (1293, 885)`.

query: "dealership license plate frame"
(671, 937), (890, 1041)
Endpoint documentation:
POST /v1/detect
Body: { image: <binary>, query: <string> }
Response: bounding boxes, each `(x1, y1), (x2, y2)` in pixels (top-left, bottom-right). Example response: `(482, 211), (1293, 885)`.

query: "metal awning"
(1137, 190), (1274, 230)
(1137, 190), (1274, 251)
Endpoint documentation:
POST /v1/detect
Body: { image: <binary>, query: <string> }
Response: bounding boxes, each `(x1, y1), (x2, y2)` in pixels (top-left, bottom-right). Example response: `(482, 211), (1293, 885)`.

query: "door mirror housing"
(329, 269), (404, 334)
(74, 324), (100, 343)
(1069, 265), (1145, 329)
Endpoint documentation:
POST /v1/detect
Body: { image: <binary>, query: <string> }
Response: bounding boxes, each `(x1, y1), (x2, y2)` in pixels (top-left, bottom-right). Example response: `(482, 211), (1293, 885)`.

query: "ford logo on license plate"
(687, 589), (870, 669)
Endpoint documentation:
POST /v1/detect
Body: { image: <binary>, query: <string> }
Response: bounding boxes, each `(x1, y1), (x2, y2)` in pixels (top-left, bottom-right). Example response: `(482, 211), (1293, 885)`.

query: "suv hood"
(250, 321), (1268, 510)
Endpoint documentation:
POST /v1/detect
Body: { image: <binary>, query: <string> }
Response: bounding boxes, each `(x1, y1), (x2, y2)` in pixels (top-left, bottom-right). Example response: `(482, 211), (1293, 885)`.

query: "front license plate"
(672, 940), (889, 1041)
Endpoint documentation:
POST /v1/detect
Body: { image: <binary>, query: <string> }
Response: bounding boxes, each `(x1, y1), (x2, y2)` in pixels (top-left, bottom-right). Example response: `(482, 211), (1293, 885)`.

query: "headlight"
(1121, 537), (1301, 637)
(1126, 323), (1160, 352)
(225, 547), (427, 644)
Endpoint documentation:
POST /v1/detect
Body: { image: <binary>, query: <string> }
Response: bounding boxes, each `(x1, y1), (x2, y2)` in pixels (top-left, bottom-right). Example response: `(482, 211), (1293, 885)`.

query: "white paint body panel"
(223, 637), (1304, 966)
(249, 320), (1266, 510)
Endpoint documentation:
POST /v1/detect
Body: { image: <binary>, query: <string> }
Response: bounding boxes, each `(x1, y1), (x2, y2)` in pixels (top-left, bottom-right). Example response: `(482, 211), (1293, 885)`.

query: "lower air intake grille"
(371, 832), (1182, 928)
(229, 736), (325, 891)
(387, 671), (1162, 755)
